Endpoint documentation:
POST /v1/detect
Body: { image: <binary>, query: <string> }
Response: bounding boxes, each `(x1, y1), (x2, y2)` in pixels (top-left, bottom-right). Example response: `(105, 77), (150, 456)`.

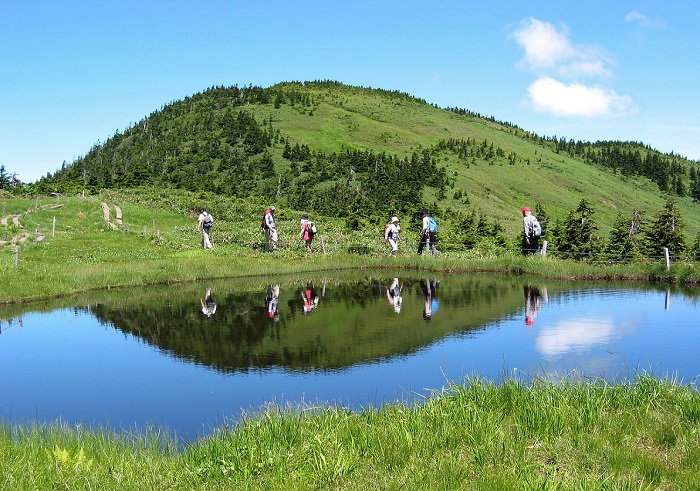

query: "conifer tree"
(643, 199), (687, 259)
(552, 199), (601, 261)
(0, 165), (9, 190)
(605, 209), (643, 262)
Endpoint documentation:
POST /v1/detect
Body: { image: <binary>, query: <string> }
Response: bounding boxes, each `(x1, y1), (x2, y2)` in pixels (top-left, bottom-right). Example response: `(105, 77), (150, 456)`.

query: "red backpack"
(261, 209), (272, 229)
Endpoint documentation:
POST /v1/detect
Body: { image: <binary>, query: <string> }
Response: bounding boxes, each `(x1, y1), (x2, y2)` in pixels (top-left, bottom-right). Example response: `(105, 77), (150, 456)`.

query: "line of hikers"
(197, 205), (443, 256)
(197, 204), (542, 256)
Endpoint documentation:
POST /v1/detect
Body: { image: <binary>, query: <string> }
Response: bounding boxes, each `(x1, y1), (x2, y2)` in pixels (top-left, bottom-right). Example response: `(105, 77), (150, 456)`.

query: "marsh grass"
(1, 376), (699, 490)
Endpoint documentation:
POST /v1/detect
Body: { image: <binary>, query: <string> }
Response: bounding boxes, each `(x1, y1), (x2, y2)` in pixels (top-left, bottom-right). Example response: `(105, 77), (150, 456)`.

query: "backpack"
(203, 212), (213, 230)
(310, 222), (317, 234)
(531, 216), (542, 237)
(428, 217), (438, 233)
(261, 209), (271, 229)
(383, 223), (391, 238)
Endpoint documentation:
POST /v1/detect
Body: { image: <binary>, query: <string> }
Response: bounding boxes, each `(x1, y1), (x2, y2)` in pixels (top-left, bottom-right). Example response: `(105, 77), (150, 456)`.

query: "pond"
(1, 272), (698, 443)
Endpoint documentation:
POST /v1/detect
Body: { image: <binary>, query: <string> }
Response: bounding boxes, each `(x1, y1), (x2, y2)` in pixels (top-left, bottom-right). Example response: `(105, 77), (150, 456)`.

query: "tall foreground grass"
(2, 376), (699, 490)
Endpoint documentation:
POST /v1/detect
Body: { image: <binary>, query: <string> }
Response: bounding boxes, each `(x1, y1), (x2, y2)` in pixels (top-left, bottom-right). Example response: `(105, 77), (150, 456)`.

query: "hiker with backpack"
(384, 216), (401, 256)
(197, 207), (214, 250)
(417, 209), (439, 256)
(299, 213), (316, 254)
(521, 206), (542, 255)
(262, 205), (278, 252)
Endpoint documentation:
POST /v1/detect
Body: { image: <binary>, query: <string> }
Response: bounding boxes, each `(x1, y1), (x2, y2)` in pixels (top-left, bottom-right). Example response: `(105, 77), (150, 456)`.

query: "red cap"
(521, 206), (531, 213)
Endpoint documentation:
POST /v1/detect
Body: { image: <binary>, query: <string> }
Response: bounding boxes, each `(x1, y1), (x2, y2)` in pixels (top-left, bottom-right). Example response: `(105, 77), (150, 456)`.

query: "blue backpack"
(428, 217), (438, 233)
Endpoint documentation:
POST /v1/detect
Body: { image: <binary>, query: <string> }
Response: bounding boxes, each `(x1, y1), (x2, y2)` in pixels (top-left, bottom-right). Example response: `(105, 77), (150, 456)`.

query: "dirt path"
(101, 202), (119, 230)
(101, 202), (110, 222)
(0, 215), (23, 228)
(114, 205), (123, 225)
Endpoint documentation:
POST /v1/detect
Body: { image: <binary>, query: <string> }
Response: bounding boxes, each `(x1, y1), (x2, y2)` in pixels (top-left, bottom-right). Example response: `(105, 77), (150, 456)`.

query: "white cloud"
(513, 18), (573, 70)
(528, 77), (632, 117)
(625, 10), (651, 27)
(512, 18), (632, 118)
(536, 317), (615, 359)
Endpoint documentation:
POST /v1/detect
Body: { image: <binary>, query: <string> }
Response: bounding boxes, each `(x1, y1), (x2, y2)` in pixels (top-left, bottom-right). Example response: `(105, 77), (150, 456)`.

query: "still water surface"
(1, 273), (698, 442)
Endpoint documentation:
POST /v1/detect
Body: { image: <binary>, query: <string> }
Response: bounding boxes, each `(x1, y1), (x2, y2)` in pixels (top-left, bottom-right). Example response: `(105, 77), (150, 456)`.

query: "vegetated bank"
(2, 375), (699, 489)
(1, 192), (700, 306)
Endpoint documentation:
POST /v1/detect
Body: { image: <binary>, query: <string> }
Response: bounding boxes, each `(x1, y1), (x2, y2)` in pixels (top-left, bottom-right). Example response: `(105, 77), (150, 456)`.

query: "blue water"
(0, 276), (697, 443)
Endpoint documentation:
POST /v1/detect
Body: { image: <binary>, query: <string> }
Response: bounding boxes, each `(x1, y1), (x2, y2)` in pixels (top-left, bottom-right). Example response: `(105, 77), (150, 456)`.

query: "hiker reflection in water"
(386, 277), (403, 313)
(419, 279), (439, 321)
(302, 281), (319, 314)
(200, 289), (217, 317)
(266, 284), (280, 321)
(523, 285), (547, 326)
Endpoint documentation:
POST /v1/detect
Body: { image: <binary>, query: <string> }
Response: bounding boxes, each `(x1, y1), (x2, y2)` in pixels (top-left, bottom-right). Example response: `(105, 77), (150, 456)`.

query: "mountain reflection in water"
(0, 273), (698, 442)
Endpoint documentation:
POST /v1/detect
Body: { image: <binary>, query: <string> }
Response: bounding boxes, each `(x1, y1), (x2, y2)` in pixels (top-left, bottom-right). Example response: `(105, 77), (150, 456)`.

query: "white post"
(52, 216), (56, 237)
(541, 240), (547, 257)
(14, 246), (19, 268)
(664, 247), (670, 271)
(321, 235), (326, 254)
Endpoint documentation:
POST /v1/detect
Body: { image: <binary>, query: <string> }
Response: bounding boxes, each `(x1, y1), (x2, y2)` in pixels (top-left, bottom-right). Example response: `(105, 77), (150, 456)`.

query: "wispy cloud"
(624, 10), (652, 27)
(512, 18), (632, 118)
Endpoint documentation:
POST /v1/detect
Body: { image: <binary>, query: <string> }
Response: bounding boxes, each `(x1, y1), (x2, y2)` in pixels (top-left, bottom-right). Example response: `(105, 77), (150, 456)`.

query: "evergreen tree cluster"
(547, 198), (692, 262)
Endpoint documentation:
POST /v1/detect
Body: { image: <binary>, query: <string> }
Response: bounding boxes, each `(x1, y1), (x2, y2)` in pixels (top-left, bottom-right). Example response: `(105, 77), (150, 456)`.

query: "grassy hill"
(23, 81), (700, 249)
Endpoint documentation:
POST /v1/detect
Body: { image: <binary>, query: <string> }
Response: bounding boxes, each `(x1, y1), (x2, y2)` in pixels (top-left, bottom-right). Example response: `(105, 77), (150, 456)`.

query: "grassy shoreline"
(2, 376), (699, 490)
(2, 193), (699, 305)
(3, 252), (699, 306)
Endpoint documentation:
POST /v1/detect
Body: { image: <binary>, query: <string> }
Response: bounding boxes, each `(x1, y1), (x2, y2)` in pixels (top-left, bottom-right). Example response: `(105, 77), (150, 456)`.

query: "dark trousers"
(522, 235), (539, 255)
(417, 233), (437, 255)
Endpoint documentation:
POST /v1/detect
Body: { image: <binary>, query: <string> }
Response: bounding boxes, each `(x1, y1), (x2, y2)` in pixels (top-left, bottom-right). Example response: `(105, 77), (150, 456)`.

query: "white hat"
(270, 205), (275, 211)
(391, 216), (399, 222)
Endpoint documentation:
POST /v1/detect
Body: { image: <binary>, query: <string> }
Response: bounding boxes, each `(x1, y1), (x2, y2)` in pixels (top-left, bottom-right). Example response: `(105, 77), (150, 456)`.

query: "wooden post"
(152, 219), (156, 231)
(665, 247), (670, 271)
(14, 246), (19, 268)
(320, 235), (326, 254)
(52, 216), (56, 237)
(541, 240), (547, 257)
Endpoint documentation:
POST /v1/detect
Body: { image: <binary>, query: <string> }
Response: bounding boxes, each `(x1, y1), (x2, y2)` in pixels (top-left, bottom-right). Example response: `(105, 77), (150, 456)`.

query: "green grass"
(1, 192), (699, 304)
(1, 376), (698, 490)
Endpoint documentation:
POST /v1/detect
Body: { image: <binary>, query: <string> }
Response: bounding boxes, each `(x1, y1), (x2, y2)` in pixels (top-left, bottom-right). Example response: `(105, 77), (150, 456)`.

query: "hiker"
(384, 216), (401, 256)
(299, 213), (315, 254)
(200, 289), (217, 317)
(385, 277), (403, 314)
(262, 205), (278, 252)
(417, 209), (439, 256)
(523, 285), (547, 325)
(197, 207), (214, 249)
(302, 281), (319, 314)
(266, 284), (280, 320)
(521, 206), (540, 255)
(419, 278), (440, 321)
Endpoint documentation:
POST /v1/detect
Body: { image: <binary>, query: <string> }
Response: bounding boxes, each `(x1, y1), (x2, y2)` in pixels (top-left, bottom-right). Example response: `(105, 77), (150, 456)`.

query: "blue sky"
(2, 1), (699, 182)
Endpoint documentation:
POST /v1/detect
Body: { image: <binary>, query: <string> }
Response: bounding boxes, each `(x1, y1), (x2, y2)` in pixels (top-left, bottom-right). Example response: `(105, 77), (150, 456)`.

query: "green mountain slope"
(36, 81), (700, 244)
